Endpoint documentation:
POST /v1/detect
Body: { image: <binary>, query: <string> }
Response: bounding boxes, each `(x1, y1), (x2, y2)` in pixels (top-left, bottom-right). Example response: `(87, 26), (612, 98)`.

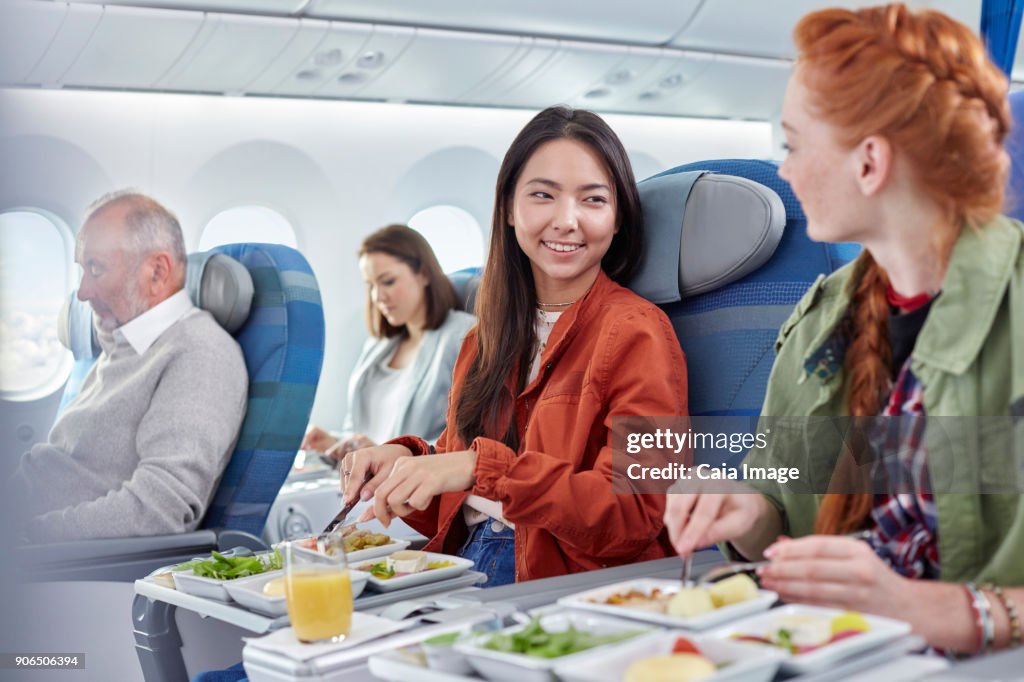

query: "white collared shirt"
(114, 289), (195, 355)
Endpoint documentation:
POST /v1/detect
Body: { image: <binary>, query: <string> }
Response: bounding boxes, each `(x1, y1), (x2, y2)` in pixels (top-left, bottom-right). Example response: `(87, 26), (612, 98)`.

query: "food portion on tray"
(600, 574), (760, 618)
(453, 610), (656, 682)
(353, 550), (474, 591)
(152, 549), (285, 602)
(730, 609), (871, 654)
(480, 617), (645, 659)
(619, 634), (780, 682)
(710, 605), (913, 673)
(558, 577), (778, 630)
(358, 550), (457, 580)
(289, 530), (412, 562)
(176, 549), (283, 580)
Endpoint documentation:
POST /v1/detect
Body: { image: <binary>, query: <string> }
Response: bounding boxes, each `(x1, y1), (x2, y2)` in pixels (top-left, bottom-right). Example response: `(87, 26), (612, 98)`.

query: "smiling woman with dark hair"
(339, 106), (689, 586)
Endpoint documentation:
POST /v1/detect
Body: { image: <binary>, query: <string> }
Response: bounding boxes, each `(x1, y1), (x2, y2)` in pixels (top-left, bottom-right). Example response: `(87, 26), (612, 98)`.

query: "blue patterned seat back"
(1006, 90), (1024, 221)
(201, 243), (324, 534)
(654, 160), (857, 417)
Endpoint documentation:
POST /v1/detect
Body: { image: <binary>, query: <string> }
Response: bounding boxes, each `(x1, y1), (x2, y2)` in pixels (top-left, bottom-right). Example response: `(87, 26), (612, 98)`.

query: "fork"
(695, 530), (875, 585)
(696, 560), (768, 585)
(680, 553), (695, 588)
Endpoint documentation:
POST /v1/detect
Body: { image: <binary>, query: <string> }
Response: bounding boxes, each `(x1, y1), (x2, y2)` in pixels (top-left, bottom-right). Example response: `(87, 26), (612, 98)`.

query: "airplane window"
(0, 210), (74, 399)
(407, 205), (485, 273)
(198, 205), (298, 251)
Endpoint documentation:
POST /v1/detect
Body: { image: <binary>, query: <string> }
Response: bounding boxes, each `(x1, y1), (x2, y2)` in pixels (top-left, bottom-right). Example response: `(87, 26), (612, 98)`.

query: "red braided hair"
(790, 4), (1010, 535)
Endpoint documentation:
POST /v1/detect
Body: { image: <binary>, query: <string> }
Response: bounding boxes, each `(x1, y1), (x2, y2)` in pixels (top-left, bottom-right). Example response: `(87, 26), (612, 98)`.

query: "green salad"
(482, 618), (644, 659)
(174, 550), (282, 580)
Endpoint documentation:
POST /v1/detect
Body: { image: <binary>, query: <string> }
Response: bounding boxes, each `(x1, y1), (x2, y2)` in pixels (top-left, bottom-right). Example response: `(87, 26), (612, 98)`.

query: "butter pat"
(772, 614), (831, 647)
(387, 550), (428, 574)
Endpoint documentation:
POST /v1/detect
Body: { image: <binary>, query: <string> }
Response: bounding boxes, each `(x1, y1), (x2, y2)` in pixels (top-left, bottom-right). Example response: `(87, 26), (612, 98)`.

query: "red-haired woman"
(665, 3), (1023, 654)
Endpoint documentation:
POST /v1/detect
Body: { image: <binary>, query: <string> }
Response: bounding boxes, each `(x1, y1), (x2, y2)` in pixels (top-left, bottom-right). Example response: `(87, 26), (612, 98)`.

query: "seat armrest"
(215, 529), (267, 552)
(16, 530), (218, 582)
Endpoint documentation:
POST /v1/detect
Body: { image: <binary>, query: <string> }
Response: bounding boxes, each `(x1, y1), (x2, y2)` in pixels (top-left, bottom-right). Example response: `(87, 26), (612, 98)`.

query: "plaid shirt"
(865, 360), (940, 578)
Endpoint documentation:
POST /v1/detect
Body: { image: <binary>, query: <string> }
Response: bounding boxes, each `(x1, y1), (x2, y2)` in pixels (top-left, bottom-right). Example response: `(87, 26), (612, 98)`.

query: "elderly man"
(10, 191), (247, 543)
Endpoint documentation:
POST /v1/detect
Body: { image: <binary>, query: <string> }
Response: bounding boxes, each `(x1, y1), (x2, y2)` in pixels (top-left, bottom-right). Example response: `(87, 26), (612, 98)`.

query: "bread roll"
(624, 653), (716, 682)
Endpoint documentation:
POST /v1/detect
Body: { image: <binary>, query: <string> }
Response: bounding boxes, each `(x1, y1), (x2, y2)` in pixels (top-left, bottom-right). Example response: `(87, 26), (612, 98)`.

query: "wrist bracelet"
(966, 582), (995, 654)
(962, 585), (984, 654)
(983, 583), (1022, 649)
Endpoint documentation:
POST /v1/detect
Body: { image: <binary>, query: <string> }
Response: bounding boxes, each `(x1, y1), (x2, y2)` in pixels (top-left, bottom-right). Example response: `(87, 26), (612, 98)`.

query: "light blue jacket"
(341, 310), (476, 444)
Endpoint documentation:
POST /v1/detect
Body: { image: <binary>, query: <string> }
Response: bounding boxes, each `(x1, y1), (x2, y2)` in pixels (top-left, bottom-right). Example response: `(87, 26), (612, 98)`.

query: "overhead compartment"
(305, 0), (703, 45)
(673, 0), (981, 60)
(0, 0), (69, 86)
(671, 0), (835, 59)
(64, 0), (309, 12)
(562, 46), (691, 112)
(156, 13), (300, 93)
(311, 25), (415, 98)
(662, 55), (792, 120)
(462, 40), (633, 109)
(353, 28), (524, 103)
(257, 21), (373, 97)
(458, 37), (560, 105)
(582, 50), (717, 118)
(25, 3), (104, 86)
(59, 5), (204, 89)
(244, 18), (331, 94)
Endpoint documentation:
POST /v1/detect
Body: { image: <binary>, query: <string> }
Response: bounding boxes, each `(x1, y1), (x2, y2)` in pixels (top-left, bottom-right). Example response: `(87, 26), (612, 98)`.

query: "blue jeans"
(457, 519), (516, 587)
(191, 661), (246, 682)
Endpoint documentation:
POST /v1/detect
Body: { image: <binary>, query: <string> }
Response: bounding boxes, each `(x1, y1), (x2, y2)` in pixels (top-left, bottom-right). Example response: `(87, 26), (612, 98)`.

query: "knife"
(320, 473), (371, 538)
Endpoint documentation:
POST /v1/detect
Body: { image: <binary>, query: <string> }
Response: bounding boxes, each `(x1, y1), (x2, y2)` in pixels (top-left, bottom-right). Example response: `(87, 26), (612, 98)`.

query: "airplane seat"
(448, 266), (482, 313)
(629, 160), (857, 422)
(19, 243), (325, 581)
(1005, 90), (1024, 221)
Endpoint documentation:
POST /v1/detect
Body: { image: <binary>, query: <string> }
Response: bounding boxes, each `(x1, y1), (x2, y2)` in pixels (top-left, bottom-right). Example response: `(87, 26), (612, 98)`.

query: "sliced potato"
(667, 587), (715, 618)
(709, 573), (759, 607)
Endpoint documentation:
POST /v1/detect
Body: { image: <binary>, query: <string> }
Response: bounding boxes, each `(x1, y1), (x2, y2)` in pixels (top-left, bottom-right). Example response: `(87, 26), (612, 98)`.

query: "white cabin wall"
(0, 87), (771, 435)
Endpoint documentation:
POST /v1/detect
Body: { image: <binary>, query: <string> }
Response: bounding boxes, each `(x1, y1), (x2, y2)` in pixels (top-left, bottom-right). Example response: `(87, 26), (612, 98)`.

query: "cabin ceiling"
(1, 0), (1011, 122)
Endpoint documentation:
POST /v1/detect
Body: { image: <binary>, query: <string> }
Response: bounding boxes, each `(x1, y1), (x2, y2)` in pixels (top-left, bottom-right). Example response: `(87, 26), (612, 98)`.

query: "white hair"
(86, 190), (187, 270)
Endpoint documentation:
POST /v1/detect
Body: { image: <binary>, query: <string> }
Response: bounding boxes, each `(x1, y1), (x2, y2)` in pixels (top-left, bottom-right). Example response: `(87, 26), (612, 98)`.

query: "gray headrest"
(630, 171), (786, 303)
(448, 269), (481, 313)
(58, 252), (253, 358)
(57, 293), (101, 361)
(185, 252), (253, 334)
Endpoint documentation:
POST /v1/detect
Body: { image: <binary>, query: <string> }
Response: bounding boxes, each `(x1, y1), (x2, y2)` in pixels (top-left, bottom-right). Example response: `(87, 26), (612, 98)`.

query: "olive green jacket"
(744, 215), (1024, 584)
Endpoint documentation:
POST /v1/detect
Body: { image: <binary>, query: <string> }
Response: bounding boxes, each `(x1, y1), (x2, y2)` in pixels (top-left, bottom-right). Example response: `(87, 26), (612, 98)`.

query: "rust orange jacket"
(390, 270), (688, 582)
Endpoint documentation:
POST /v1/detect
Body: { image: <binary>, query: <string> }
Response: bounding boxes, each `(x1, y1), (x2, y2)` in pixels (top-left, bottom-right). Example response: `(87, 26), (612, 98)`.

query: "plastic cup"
(283, 536), (353, 644)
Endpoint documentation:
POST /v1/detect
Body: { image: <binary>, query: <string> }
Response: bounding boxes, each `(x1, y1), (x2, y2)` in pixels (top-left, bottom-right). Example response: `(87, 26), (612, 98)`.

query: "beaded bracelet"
(983, 583), (1022, 649)
(965, 582), (995, 654)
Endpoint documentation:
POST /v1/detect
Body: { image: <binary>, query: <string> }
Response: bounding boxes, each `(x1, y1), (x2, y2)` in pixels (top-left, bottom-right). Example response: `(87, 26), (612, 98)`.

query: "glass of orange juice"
(283, 536), (353, 644)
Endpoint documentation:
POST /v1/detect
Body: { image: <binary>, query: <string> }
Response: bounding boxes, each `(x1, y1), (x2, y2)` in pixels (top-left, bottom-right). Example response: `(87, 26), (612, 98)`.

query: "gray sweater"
(12, 307), (247, 542)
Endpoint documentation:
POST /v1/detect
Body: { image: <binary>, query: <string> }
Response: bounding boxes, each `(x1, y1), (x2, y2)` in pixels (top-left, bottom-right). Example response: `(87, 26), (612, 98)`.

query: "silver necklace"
(536, 299), (578, 308)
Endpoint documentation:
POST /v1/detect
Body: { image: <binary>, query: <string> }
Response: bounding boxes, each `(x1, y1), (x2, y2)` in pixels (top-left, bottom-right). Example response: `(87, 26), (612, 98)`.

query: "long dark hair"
(360, 224), (460, 338)
(455, 106), (643, 448)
